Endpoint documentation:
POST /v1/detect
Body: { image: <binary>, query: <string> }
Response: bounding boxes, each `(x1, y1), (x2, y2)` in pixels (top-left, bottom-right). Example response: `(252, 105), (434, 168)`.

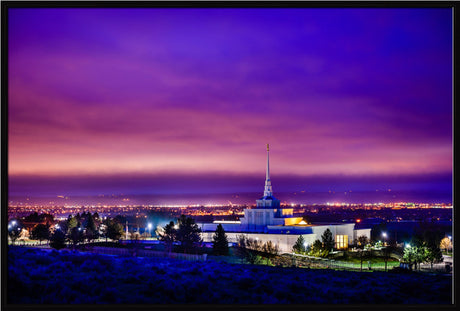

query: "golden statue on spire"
(267, 143), (269, 151)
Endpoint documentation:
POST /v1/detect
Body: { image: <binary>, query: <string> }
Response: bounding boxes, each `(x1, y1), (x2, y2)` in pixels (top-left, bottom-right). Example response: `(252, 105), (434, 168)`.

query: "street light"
(382, 232), (387, 246)
(382, 232), (388, 271)
(303, 241), (308, 254)
(147, 223), (153, 237)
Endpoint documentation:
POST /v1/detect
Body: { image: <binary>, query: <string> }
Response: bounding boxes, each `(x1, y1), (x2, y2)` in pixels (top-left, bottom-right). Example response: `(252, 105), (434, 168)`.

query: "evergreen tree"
(310, 239), (323, 257)
(49, 229), (67, 250)
(425, 245), (443, 271)
(158, 221), (177, 253)
(84, 213), (98, 242)
(67, 216), (78, 233)
(212, 224), (229, 256)
(106, 219), (124, 241)
(68, 226), (84, 249)
(176, 215), (202, 254)
(321, 228), (334, 252)
(292, 235), (306, 254)
(31, 224), (50, 245)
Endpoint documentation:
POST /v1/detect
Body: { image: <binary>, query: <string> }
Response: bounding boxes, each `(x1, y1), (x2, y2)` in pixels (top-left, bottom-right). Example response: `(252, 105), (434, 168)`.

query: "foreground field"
(7, 246), (452, 304)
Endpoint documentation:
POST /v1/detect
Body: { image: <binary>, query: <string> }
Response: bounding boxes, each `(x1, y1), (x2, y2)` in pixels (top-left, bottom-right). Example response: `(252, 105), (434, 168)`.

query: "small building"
(198, 145), (371, 253)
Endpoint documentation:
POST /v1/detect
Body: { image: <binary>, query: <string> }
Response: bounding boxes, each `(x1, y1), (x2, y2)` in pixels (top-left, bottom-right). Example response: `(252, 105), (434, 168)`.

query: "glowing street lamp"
(382, 232), (387, 246)
(147, 223), (153, 236)
(303, 241), (308, 254)
(382, 232), (388, 271)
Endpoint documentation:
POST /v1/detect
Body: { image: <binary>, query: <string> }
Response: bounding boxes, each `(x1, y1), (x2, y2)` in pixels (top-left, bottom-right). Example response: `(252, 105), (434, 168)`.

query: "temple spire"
(264, 144), (273, 197)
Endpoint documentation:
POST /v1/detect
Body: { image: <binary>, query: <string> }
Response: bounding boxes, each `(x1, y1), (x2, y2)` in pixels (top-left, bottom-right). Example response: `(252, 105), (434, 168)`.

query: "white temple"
(198, 145), (371, 253)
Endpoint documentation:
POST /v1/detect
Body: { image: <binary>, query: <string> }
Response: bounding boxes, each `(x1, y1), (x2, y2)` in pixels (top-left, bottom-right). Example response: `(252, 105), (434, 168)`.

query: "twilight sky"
(8, 8), (453, 202)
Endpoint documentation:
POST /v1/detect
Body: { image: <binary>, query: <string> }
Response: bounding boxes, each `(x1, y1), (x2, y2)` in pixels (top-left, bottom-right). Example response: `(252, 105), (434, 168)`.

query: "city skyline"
(8, 8), (453, 201)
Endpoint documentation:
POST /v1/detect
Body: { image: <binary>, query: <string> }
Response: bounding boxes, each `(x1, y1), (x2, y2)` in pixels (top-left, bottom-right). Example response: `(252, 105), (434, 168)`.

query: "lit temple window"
(335, 235), (348, 250)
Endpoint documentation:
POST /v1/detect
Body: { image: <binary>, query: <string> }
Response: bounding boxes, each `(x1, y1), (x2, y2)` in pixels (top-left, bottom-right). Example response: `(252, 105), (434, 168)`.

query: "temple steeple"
(256, 144), (280, 209)
(263, 143), (273, 197)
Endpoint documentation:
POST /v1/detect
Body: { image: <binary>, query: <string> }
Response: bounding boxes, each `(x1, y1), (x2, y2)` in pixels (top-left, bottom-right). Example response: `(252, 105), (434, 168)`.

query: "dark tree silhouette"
(176, 215), (202, 254)
(49, 229), (67, 250)
(106, 219), (124, 242)
(292, 235), (306, 254)
(321, 228), (334, 252)
(84, 213), (99, 242)
(356, 235), (369, 272)
(68, 227), (84, 249)
(235, 235), (262, 264)
(212, 224), (229, 256)
(31, 224), (50, 245)
(262, 240), (279, 265)
(311, 239), (323, 256)
(425, 244), (443, 271)
(158, 221), (177, 253)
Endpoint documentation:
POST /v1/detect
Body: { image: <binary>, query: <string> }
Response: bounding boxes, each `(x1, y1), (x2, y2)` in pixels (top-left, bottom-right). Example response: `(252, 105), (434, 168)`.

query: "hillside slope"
(7, 246), (452, 304)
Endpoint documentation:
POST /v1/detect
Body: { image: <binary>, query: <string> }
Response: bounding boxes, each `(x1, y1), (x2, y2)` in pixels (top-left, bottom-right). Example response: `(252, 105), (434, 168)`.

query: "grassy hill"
(7, 246), (452, 304)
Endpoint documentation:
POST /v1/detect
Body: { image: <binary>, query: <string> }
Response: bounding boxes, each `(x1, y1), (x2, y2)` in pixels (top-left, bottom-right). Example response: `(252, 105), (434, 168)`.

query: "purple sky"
(8, 8), (453, 202)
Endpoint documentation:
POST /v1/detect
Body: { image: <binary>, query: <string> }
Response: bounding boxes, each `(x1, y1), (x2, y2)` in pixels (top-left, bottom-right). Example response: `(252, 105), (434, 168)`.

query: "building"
(198, 145), (371, 253)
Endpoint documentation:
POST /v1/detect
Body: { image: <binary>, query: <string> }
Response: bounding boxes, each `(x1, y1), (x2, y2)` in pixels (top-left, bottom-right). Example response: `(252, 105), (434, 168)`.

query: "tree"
(212, 224), (229, 256)
(31, 224), (50, 245)
(8, 222), (22, 245)
(292, 235), (306, 254)
(106, 219), (124, 242)
(321, 229), (334, 252)
(158, 221), (177, 253)
(440, 237), (452, 253)
(262, 240), (279, 265)
(403, 245), (417, 271)
(49, 229), (67, 250)
(309, 239), (323, 257)
(68, 227), (84, 249)
(175, 215), (202, 254)
(84, 213), (98, 242)
(235, 235), (262, 265)
(67, 216), (78, 233)
(413, 245), (428, 271)
(235, 234), (249, 263)
(356, 235), (368, 272)
(425, 245), (443, 271)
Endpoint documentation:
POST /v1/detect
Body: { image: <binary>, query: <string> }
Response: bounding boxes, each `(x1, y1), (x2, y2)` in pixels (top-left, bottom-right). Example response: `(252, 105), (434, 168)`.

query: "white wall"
(201, 231), (318, 253)
(353, 228), (372, 243)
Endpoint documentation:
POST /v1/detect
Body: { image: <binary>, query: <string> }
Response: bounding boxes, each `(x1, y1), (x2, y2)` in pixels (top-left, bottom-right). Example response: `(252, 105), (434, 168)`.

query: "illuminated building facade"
(198, 145), (371, 253)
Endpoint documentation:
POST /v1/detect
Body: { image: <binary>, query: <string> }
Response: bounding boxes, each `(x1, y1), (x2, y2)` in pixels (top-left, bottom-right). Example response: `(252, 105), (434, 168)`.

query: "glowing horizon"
(8, 8), (452, 200)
